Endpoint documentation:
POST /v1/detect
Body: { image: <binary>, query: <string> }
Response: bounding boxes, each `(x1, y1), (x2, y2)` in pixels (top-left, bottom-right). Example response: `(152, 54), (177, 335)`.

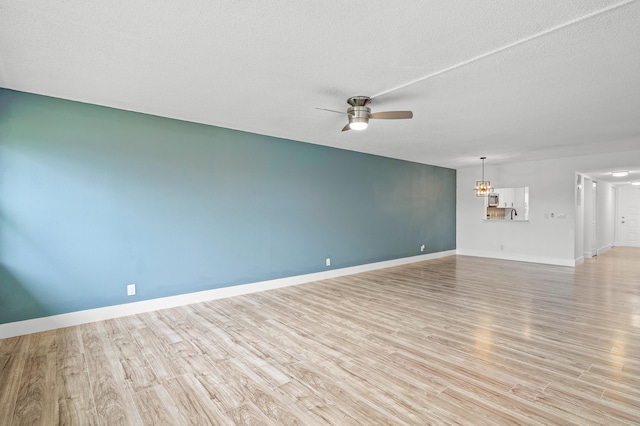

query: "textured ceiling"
(1, 0), (639, 177)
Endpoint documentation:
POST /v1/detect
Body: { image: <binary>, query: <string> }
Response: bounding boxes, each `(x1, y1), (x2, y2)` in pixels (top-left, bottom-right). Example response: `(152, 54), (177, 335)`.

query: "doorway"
(618, 186), (640, 247)
(583, 178), (597, 259)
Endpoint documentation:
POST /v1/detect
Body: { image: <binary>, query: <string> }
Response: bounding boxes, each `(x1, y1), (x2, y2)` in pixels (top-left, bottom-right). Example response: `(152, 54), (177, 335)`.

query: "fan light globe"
(349, 121), (368, 131)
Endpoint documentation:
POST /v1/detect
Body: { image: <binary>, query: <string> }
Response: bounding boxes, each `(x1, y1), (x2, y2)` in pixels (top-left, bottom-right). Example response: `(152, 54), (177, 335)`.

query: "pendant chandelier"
(475, 156), (492, 197)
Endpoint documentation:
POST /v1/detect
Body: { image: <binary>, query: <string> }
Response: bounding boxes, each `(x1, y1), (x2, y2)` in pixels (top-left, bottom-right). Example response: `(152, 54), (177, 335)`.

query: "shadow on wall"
(0, 264), (49, 324)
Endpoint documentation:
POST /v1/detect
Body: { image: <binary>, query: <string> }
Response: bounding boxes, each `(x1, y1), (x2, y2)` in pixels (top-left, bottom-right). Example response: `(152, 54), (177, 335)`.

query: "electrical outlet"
(420, 244), (425, 252)
(326, 258), (331, 267)
(127, 284), (136, 296)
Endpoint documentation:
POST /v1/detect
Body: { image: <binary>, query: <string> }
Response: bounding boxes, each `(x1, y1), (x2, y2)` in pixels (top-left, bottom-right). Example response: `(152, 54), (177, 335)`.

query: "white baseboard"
(0, 250), (456, 339)
(574, 256), (585, 266)
(597, 244), (612, 256)
(456, 249), (575, 267)
(617, 243), (640, 248)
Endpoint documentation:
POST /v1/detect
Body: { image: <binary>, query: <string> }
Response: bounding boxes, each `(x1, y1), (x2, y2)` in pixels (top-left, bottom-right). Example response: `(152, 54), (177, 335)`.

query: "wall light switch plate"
(127, 284), (136, 296)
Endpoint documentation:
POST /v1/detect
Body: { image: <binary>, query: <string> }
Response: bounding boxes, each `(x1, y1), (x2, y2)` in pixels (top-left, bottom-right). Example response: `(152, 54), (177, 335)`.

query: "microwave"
(488, 193), (499, 206)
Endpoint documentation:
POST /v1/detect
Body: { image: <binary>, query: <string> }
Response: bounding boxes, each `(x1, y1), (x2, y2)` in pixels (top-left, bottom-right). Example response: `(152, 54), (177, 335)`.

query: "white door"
(619, 187), (640, 247)
(591, 182), (597, 256)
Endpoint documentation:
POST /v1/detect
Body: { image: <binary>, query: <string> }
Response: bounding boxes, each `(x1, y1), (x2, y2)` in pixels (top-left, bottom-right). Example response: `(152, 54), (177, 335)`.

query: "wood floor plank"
(132, 385), (185, 426)
(11, 352), (57, 426)
(338, 358), (455, 421)
(56, 354), (99, 426)
(27, 329), (58, 357)
(80, 323), (142, 425)
(275, 379), (363, 425)
(1, 247), (639, 424)
(130, 326), (186, 381)
(162, 375), (230, 425)
(202, 357), (317, 425)
(224, 403), (275, 425)
(195, 370), (249, 412)
(55, 327), (85, 360)
(111, 333), (160, 392)
(0, 335), (26, 356)
(0, 353), (27, 425)
(284, 360), (410, 424)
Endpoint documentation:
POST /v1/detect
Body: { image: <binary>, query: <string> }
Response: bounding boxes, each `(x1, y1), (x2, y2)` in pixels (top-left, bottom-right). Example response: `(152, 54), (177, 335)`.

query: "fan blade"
(341, 124), (351, 132)
(316, 107), (345, 115)
(369, 111), (413, 119)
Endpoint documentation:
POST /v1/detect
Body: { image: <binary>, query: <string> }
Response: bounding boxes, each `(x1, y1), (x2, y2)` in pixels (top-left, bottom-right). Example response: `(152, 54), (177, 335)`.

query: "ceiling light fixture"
(612, 171), (629, 177)
(632, 181), (640, 186)
(348, 118), (369, 131)
(475, 157), (492, 197)
(347, 101), (370, 131)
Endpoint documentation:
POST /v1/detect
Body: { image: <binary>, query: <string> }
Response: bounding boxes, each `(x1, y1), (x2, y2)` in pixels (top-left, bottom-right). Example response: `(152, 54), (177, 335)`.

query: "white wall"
(583, 177), (596, 259)
(457, 149), (640, 266)
(574, 174), (584, 265)
(596, 181), (615, 255)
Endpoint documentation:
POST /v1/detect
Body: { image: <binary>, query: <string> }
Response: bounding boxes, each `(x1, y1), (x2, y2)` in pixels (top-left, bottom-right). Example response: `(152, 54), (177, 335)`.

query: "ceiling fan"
(318, 96), (413, 132)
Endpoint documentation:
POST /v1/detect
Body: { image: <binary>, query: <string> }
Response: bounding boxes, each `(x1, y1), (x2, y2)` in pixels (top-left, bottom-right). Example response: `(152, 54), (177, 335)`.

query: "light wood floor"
(1, 248), (639, 425)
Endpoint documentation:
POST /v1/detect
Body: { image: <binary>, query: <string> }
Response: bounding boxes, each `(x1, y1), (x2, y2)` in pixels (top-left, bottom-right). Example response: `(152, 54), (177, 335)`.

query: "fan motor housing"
(347, 106), (371, 119)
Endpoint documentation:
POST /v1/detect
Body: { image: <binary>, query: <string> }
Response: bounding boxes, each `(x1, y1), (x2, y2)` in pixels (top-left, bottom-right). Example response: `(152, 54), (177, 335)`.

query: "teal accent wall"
(0, 89), (456, 324)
